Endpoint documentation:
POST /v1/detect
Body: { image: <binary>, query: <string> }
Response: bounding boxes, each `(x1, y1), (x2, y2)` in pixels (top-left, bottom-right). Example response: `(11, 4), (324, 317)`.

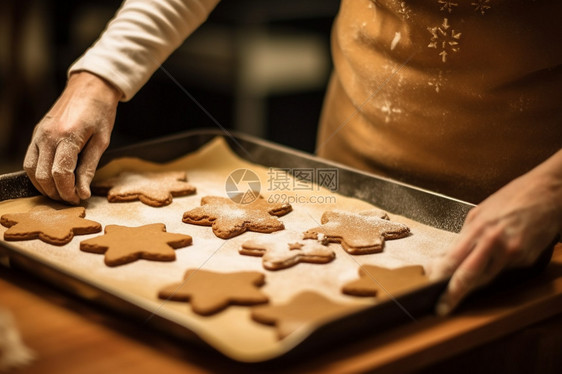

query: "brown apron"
(317, 0), (562, 203)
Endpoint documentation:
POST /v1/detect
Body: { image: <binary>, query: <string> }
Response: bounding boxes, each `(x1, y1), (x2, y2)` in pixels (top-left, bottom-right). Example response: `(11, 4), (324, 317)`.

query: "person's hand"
(429, 151), (562, 315)
(24, 71), (122, 204)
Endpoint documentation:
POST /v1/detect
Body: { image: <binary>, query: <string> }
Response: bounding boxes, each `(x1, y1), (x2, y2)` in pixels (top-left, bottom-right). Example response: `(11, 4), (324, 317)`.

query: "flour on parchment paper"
(0, 137), (458, 357)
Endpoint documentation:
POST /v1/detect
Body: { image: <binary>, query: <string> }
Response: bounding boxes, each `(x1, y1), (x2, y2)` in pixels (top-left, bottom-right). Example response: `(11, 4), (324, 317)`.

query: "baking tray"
(0, 128), (544, 363)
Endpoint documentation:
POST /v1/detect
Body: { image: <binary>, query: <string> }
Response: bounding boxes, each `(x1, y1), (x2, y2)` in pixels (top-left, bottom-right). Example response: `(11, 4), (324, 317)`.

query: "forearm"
(69, 0), (220, 101)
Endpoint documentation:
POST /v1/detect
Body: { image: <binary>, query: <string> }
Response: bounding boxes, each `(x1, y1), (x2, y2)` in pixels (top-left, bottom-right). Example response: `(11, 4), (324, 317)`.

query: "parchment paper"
(0, 137), (458, 361)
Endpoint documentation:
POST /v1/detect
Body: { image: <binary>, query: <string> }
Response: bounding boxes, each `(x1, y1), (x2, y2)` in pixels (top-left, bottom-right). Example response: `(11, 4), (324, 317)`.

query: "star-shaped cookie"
(251, 291), (364, 339)
(182, 195), (292, 239)
(158, 269), (269, 316)
(79, 223), (192, 266)
(240, 231), (335, 270)
(1, 206), (101, 245)
(342, 265), (429, 299)
(92, 170), (196, 207)
(304, 210), (410, 254)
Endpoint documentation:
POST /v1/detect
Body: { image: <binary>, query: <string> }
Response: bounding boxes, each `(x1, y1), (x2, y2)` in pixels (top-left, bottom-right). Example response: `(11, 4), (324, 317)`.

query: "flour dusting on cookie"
(182, 194), (292, 238)
(92, 170), (196, 207)
(0, 206), (101, 245)
(304, 209), (410, 254)
(240, 230), (335, 270)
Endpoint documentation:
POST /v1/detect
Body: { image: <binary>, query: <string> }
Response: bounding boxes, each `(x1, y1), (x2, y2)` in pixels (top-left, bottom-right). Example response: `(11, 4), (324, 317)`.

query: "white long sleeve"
(69, 0), (220, 101)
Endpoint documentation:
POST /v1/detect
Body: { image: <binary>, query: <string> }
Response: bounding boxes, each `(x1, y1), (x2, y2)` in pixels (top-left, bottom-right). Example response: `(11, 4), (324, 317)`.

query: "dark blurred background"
(0, 0), (339, 174)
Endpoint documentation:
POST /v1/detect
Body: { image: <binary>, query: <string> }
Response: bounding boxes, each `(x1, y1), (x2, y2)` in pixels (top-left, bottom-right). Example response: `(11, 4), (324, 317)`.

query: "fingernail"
(436, 301), (451, 316)
(77, 187), (91, 201)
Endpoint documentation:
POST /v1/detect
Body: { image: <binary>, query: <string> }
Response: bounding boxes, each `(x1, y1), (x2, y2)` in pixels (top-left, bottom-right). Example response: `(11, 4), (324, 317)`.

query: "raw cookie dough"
(92, 170), (196, 207)
(304, 210), (410, 254)
(182, 195), (292, 239)
(80, 223), (192, 266)
(0, 206), (101, 245)
(240, 231), (334, 270)
(158, 269), (269, 315)
(251, 291), (364, 339)
(342, 265), (429, 299)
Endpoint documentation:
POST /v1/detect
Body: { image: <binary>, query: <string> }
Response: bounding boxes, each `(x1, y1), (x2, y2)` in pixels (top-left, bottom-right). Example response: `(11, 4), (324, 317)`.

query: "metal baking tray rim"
(0, 129), (480, 362)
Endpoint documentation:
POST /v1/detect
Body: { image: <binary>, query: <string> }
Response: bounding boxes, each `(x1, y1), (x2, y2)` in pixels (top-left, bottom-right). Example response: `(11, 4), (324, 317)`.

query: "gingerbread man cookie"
(80, 223), (192, 266)
(251, 291), (364, 339)
(342, 265), (429, 299)
(304, 210), (410, 254)
(92, 170), (196, 207)
(240, 231), (335, 270)
(182, 195), (292, 239)
(0, 206), (101, 246)
(158, 269), (269, 316)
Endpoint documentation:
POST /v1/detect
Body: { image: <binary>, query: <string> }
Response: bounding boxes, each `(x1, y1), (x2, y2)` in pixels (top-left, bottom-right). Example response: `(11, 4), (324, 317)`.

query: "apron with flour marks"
(317, 0), (562, 203)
